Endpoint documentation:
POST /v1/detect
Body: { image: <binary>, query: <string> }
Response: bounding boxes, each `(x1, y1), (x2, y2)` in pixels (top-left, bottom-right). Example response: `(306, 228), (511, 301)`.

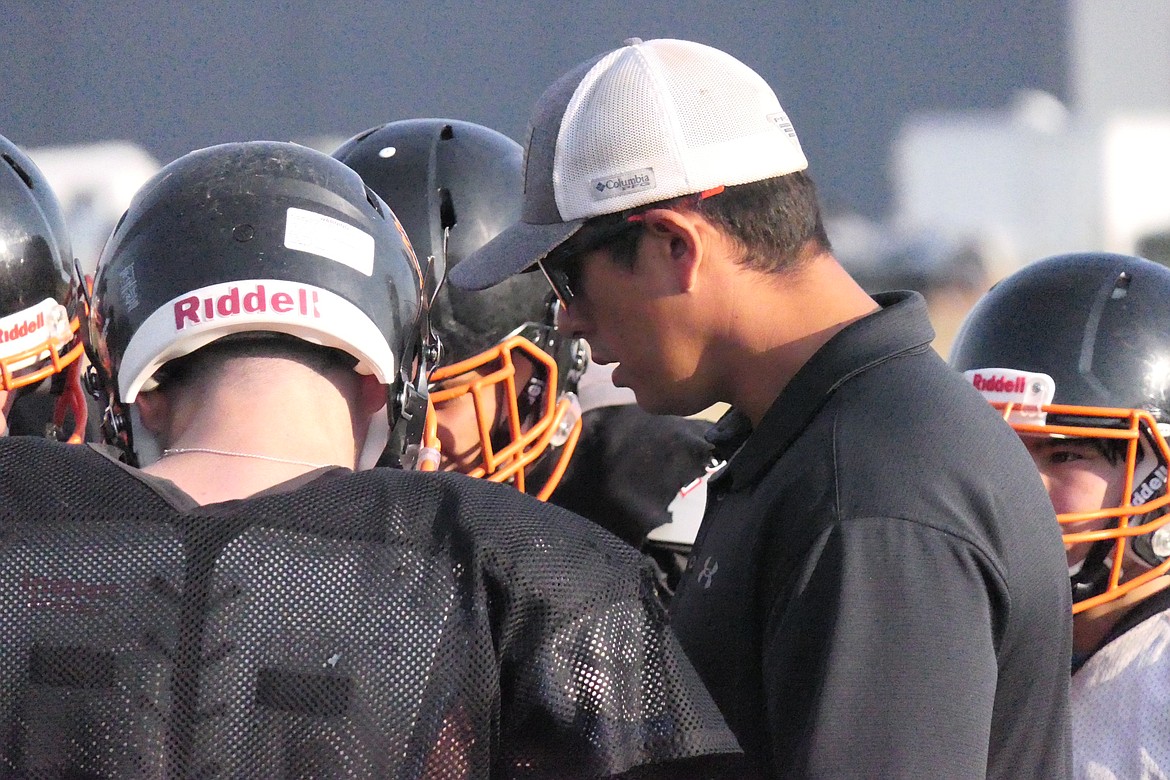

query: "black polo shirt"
(670, 291), (1072, 778)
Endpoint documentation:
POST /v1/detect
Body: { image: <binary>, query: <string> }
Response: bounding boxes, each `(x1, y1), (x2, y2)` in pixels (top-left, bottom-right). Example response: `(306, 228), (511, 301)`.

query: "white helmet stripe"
(119, 278), (396, 402)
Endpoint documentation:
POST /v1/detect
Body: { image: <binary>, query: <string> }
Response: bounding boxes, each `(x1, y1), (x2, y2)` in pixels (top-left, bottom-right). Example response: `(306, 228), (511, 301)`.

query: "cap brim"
(448, 218), (585, 290)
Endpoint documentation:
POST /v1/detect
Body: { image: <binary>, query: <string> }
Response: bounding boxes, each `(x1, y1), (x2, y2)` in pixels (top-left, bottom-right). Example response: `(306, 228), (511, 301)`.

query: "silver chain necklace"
(160, 447), (332, 470)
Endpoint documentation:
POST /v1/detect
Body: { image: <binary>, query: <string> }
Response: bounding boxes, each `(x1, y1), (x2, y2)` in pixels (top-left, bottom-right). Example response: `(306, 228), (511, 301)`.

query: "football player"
(951, 251), (1170, 777)
(0, 133), (86, 440)
(0, 140), (740, 777)
(333, 119), (717, 585)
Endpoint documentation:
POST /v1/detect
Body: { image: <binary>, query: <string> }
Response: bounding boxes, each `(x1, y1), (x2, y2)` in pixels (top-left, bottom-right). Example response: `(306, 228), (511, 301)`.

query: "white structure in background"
(892, 0), (1170, 279)
(27, 141), (161, 277)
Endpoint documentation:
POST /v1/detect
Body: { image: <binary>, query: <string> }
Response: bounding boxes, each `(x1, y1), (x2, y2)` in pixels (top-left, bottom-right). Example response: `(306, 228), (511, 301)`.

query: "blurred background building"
(874, 0), (1170, 348)
(7, 0), (1164, 353)
(893, 0), (1170, 280)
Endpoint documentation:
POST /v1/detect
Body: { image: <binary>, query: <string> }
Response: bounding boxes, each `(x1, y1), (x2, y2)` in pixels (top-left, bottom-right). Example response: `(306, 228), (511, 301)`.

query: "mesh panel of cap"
(656, 41), (774, 150)
(0, 437), (740, 778)
(552, 39), (808, 222)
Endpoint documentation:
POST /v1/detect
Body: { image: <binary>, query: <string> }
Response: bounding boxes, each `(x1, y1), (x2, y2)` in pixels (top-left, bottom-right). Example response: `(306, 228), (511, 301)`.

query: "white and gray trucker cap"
(449, 37), (809, 290)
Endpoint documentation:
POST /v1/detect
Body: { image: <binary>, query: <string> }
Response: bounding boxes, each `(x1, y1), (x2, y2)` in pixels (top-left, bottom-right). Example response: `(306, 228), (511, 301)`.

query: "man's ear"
(637, 208), (706, 292)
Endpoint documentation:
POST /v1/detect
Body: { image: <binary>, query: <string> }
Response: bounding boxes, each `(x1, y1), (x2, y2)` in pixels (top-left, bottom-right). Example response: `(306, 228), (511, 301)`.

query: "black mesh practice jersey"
(0, 437), (740, 779)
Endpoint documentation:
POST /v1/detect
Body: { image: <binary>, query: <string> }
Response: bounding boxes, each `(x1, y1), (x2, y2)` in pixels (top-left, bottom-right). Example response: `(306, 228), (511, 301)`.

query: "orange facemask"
(993, 398), (1170, 614)
(420, 330), (583, 500)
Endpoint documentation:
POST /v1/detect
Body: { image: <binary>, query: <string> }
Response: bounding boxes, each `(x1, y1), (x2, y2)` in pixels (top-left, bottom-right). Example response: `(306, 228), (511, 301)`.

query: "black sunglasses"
(537, 185), (725, 309)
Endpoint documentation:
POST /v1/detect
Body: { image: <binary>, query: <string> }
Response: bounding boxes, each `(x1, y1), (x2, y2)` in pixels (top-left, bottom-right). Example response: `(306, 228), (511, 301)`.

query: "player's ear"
(134, 388), (170, 435)
(357, 372), (388, 418)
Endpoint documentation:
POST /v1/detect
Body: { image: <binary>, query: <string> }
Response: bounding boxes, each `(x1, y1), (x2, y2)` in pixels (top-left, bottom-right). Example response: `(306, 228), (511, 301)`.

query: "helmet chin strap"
(381, 244), (444, 471)
(1071, 541), (1114, 604)
(382, 360), (432, 470)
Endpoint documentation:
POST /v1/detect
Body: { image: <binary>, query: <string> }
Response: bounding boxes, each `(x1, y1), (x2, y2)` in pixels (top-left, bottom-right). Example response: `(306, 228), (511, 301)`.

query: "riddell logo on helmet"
(173, 284), (320, 330)
(970, 373), (1027, 394)
(1132, 464), (1169, 507)
(0, 312), (45, 345)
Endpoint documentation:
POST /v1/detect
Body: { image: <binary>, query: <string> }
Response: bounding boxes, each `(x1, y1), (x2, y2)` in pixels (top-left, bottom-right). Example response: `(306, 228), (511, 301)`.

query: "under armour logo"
(324, 653), (341, 668)
(696, 556), (719, 589)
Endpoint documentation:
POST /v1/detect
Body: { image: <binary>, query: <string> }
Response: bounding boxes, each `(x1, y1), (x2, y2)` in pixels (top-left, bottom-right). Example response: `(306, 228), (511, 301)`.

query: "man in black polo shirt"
(449, 37), (1072, 778)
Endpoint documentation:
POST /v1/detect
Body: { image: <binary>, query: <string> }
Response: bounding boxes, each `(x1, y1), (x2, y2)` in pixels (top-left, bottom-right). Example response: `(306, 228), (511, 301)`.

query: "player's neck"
(140, 361), (366, 504)
(1074, 573), (1170, 656)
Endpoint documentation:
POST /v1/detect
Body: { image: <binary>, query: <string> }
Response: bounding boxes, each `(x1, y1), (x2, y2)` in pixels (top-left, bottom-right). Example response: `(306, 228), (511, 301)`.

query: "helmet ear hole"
(365, 186), (384, 217)
(439, 188), (456, 232)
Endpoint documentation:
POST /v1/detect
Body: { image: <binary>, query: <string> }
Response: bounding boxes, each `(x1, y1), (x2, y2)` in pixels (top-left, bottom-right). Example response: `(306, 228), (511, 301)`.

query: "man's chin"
(610, 365), (657, 407)
(611, 368), (708, 418)
(612, 365), (662, 407)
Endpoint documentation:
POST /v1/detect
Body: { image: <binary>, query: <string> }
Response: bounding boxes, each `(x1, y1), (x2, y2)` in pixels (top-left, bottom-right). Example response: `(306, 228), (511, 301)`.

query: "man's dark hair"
(689, 170), (831, 273)
(1096, 436), (1131, 467)
(566, 170), (831, 274)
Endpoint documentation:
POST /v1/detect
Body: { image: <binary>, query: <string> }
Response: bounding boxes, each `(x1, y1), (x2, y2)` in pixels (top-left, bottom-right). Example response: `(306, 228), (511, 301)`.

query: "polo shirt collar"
(707, 290), (935, 489)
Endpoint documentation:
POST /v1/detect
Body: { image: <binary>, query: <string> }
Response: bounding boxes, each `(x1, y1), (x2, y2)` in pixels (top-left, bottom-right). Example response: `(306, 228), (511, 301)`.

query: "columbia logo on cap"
(590, 168), (656, 200)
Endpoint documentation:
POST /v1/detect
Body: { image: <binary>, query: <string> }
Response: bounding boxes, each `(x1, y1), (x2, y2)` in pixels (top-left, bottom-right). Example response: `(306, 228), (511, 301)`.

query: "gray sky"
(4, 1), (1066, 219)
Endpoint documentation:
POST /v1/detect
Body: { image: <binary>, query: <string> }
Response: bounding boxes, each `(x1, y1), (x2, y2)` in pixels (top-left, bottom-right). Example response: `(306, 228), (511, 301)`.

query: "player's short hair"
(152, 333), (358, 393)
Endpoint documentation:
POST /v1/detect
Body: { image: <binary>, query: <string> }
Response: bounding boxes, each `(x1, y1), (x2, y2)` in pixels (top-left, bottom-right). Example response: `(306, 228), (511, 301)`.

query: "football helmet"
(85, 141), (424, 467)
(950, 252), (1170, 613)
(334, 119), (586, 499)
(0, 134), (86, 441)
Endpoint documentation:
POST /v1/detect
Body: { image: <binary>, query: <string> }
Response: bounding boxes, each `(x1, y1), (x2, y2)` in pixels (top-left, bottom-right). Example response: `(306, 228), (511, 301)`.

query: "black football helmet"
(334, 119), (586, 498)
(85, 141), (425, 467)
(951, 252), (1170, 613)
(0, 134), (86, 441)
